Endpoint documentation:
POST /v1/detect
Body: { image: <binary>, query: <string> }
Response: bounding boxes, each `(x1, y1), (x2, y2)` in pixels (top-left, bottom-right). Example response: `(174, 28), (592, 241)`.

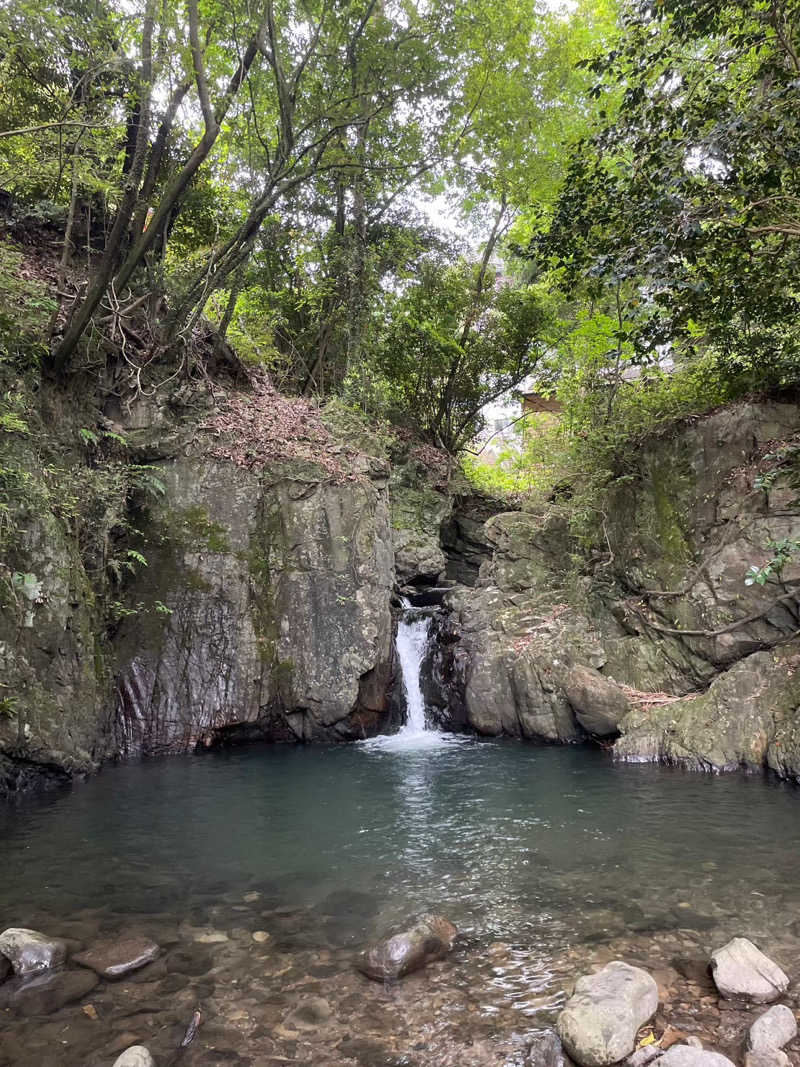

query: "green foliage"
(0, 243), (56, 346)
(745, 539), (800, 587)
(373, 257), (553, 451)
(539, 0), (800, 392)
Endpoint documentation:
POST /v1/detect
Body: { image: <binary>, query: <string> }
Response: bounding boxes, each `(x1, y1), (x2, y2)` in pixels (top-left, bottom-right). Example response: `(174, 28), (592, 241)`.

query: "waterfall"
(359, 595), (463, 751)
(395, 597), (432, 738)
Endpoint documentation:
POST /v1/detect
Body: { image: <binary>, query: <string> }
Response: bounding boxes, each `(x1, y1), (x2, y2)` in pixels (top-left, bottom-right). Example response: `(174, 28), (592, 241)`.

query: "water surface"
(1, 743), (799, 1065)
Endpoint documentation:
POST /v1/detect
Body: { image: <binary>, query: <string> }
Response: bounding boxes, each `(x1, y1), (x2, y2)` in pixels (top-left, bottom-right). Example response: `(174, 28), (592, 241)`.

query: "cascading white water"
(395, 597), (432, 737)
(359, 595), (464, 751)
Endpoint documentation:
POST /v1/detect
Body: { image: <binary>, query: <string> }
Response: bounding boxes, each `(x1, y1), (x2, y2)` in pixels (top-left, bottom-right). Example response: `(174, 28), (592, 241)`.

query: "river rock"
(0, 928), (67, 976)
(112, 1047), (156, 1067)
(564, 665), (631, 737)
(556, 961), (658, 1067)
(745, 1052), (791, 1067)
(627, 1046), (665, 1067)
(710, 938), (789, 1003)
(527, 1031), (571, 1067)
(748, 1005), (797, 1051)
(73, 937), (159, 979)
(0, 967), (98, 1015)
(657, 1049), (735, 1067)
(356, 914), (457, 982)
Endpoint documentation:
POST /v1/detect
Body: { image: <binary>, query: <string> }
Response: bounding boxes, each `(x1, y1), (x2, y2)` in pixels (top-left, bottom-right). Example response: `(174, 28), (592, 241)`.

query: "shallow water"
(2, 742), (800, 1065)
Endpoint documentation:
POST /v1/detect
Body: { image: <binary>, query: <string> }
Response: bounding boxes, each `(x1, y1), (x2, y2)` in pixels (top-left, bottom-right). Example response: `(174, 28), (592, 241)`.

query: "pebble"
(252, 930), (270, 943)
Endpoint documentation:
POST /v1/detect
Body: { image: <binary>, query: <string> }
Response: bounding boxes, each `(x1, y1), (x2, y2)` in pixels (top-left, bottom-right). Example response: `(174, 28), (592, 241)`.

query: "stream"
(2, 743), (800, 1065)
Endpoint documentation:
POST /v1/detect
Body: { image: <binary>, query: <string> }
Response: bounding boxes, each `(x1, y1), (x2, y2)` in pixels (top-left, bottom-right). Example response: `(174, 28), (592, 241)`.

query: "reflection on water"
(1, 742), (799, 1064)
(3, 742), (799, 944)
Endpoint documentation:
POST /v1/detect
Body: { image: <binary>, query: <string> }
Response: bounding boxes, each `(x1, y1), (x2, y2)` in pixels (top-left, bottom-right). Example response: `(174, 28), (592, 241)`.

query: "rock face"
(429, 402), (800, 774)
(0, 928), (67, 976)
(749, 1005), (798, 1051)
(710, 938), (789, 1003)
(72, 937), (159, 979)
(113, 454), (395, 752)
(0, 435), (109, 797)
(556, 961), (659, 1066)
(356, 915), (457, 982)
(1, 384), (402, 792)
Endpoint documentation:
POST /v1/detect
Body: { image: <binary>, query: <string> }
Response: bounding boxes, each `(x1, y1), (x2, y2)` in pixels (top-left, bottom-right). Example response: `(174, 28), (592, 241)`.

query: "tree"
(373, 251), (553, 452)
(539, 0), (800, 390)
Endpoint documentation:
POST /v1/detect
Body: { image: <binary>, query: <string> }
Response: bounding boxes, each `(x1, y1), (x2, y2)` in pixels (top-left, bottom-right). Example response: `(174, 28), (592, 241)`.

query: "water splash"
(361, 597), (467, 751)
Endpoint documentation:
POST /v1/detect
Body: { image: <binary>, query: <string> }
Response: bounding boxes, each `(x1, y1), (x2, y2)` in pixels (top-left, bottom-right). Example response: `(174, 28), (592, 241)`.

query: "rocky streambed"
(1, 900), (799, 1066)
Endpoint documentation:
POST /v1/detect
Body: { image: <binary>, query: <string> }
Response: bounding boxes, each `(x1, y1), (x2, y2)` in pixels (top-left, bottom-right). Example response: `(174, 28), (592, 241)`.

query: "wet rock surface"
(556, 961), (658, 1066)
(73, 938), (160, 979)
(0, 891), (797, 1067)
(711, 939), (789, 1004)
(0, 967), (98, 1015)
(357, 914), (457, 982)
(0, 928), (67, 976)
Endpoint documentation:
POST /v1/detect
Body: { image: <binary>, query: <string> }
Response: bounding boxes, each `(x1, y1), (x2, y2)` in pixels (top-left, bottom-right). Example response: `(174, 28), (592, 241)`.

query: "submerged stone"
(356, 914), (457, 982)
(0, 967), (98, 1015)
(710, 938), (789, 1003)
(556, 961), (658, 1067)
(0, 928), (67, 976)
(72, 936), (160, 979)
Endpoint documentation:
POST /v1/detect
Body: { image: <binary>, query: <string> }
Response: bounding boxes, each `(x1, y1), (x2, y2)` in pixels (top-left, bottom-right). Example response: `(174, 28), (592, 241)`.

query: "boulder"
(356, 914), (457, 982)
(0, 968), (98, 1015)
(749, 1004), (797, 1051)
(0, 928), (67, 976)
(657, 1050), (735, 1067)
(710, 938), (789, 1003)
(112, 1048), (156, 1067)
(564, 665), (631, 736)
(73, 937), (159, 979)
(556, 961), (658, 1067)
